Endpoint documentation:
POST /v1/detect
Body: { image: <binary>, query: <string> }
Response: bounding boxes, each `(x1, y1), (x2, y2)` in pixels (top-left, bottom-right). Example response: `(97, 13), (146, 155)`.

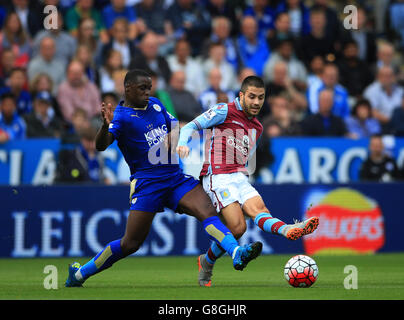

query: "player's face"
(240, 86), (266, 117)
(126, 76), (152, 107)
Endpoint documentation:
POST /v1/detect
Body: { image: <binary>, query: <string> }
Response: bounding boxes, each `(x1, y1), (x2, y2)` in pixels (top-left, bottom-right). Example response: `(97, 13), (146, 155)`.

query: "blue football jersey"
(108, 97), (180, 180)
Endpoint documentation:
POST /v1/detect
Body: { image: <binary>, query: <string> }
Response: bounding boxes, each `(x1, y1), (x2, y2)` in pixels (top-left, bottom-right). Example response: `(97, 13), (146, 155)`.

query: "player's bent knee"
(229, 223), (247, 239)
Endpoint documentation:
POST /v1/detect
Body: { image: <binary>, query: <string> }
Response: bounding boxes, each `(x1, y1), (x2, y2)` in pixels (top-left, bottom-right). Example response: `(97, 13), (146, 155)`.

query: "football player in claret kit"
(176, 76), (319, 287)
(65, 69), (263, 287)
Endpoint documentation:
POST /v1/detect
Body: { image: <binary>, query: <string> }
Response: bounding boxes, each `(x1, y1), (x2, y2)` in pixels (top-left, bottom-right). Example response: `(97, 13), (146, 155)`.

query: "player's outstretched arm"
(96, 102), (115, 151)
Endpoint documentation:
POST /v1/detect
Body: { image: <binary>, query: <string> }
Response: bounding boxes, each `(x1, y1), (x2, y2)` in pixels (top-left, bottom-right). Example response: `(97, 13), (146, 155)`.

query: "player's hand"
(176, 145), (190, 158)
(101, 102), (114, 126)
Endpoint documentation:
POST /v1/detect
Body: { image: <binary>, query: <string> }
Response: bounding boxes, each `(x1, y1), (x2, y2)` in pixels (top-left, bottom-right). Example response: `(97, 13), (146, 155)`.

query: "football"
(284, 255), (318, 288)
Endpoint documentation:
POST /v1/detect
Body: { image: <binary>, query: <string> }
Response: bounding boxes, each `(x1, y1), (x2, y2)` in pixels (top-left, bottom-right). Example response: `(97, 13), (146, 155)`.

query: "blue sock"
(76, 239), (123, 280)
(254, 212), (286, 235)
(202, 216), (239, 258)
(205, 241), (226, 265)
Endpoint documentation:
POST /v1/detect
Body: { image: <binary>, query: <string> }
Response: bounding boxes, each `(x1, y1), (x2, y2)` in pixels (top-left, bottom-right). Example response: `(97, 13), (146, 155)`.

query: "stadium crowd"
(0, 0), (404, 183)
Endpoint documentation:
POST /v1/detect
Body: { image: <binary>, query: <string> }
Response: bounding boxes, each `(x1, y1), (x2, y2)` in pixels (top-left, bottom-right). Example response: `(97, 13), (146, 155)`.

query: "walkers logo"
(303, 188), (385, 255)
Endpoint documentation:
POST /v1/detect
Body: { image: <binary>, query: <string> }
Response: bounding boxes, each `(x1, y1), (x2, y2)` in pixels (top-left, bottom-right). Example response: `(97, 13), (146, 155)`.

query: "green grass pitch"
(1, 253), (404, 300)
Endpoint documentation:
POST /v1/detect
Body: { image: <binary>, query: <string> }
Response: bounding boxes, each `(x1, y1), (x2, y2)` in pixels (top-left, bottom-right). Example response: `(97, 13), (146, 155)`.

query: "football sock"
(254, 212), (286, 235)
(205, 241), (226, 265)
(75, 239), (123, 281)
(202, 216), (239, 258)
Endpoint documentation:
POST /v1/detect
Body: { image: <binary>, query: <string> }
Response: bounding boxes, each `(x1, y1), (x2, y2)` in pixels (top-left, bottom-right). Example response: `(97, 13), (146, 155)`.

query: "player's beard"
(242, 96), (261, 117)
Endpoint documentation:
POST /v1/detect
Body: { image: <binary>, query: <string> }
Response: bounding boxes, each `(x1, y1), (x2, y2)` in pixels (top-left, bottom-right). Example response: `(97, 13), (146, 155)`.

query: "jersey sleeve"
(192, 103), (228, 130)
(177, 103), (228, 147)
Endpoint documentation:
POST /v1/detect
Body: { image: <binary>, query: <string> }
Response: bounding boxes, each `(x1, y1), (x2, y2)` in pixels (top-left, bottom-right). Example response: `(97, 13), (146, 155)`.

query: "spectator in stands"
(297, 7), (336, 67)
(149, 70), (177, 118)
(389, 0), (404, 49)
(336, 40), (373, 98)
(263, 37), (307, 92)
(102, 0), (137, 40)
(345, 98), (381, 139)
(98, 49), (123, 94)
(359, 134), (403, 182)
(201, 16), (241, 72)
(55, 126), (107, 184)
(310, 0), (342, 43)
(237, 15), (270, 76)
(167, 70), (202, 123)
(75, 44), (98, 84)
(202, 42), (238, 93)
(0, 12), (32, 68)
(390, 94), (404, 136)
(263, 95), (302, 136)
(32, 11), (77, 67)
(349, 6), (377, 66)
(167, 39), (204, 98)
(301, 88), (348, 137)
(374, 41), (401, 76)
(236, 67), (256, 90)
(363, 65), (404, 128)
(65, 0), (109, 44)
(135, 0), (167, 37)
(199, 67), (235, 111)
(61, 107), (91, 144)
(165, 0), (211, 56)
(6, 0), (42, 38)
(265, 61), (307, 119)
(307, 63), (350, 119)
(129, 32), (171, 90)
(111, 68), (127, 100)
(205, 0), (239, 35)
(97, 18), (136, 69)
(23, 91), (64, 138)
(76, 17), (99, 54)
(101, 92), (119, 111)
(0, 67), (31, 115)
(307, 55), (324, 88)
(27, 37), (66, 94)
(243, 0), (276, 37)
(0, 48), (16, 83)
(57, 60), (101, 123)
(29, 72), (64, 121)
(267, 11), (294, 51)
(275, 0), (310, 37)
(0, 92), (26, 142)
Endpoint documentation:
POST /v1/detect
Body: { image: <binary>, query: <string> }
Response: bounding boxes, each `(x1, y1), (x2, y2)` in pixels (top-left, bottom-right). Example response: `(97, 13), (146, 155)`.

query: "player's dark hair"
(124, 69), (151, 86)
(240, 76), (265, 93)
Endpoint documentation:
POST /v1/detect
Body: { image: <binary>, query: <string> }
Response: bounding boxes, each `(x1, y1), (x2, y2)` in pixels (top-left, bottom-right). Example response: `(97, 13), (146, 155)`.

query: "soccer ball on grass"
(284, 254), (318, 288)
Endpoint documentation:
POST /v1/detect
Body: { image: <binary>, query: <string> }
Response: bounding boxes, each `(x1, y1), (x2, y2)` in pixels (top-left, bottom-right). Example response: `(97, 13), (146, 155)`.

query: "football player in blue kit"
(65, 69), (262, 287)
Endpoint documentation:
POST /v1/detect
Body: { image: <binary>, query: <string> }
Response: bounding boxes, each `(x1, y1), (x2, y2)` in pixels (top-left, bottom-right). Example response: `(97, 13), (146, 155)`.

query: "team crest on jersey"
(153, 104), (161, 112)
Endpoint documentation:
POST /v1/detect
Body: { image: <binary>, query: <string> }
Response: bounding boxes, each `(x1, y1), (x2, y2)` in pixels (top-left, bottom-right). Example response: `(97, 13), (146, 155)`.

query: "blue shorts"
(129, 172), (200, 213)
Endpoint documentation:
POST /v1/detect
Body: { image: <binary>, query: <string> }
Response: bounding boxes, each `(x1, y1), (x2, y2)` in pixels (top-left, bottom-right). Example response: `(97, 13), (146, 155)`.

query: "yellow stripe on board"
(205, 224), (225, 242)
(94, 245), (112, 269)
